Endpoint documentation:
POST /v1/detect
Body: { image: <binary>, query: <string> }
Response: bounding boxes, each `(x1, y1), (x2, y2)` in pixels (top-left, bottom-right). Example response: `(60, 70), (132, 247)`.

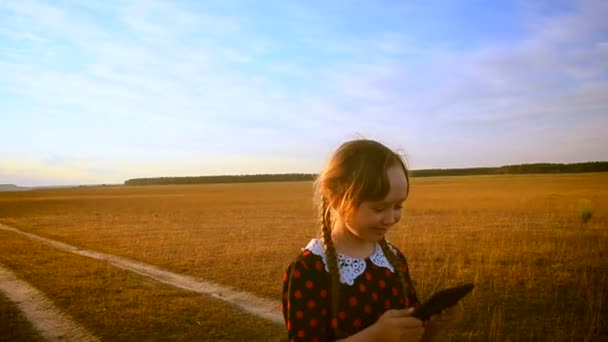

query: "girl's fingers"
(387, 308), (413, 317)
(402, 317), (423, 327)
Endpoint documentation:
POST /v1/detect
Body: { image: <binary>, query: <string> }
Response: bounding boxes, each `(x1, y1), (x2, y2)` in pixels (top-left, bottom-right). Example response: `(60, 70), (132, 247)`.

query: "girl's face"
(344, 164), (408, 243)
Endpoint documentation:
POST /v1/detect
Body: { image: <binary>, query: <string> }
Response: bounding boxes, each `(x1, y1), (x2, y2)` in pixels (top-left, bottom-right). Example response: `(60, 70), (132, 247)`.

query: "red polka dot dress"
(281, 239), (420, 342)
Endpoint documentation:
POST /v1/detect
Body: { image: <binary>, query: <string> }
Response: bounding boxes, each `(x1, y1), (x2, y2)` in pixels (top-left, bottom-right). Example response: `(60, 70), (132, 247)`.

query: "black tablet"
(412, 283), (474, 321)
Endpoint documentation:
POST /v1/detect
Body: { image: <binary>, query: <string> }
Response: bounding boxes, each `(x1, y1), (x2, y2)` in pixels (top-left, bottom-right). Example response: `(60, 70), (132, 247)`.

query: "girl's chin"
(371, 228), (388, 236)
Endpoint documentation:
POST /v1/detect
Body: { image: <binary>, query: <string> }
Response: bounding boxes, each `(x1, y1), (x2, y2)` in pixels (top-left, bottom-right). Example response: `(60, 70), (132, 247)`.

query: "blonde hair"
(314, 139), (410, 337)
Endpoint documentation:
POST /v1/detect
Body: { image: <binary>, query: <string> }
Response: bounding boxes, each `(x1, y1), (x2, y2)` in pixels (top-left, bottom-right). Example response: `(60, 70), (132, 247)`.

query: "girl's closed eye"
(373, 203), (403, 212)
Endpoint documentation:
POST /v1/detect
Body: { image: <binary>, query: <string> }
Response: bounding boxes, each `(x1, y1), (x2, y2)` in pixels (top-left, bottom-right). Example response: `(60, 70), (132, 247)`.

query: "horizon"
(2, 0), (607, 187)
(3, 160), (607, 188)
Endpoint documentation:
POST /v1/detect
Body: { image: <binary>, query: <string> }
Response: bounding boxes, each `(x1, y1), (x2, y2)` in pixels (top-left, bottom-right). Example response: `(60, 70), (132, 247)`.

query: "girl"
(281, 139), (462, 341)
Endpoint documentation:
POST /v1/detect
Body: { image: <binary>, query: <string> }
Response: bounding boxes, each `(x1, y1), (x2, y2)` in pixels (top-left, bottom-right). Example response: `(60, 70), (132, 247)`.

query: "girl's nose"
(383, 211), (397, 225)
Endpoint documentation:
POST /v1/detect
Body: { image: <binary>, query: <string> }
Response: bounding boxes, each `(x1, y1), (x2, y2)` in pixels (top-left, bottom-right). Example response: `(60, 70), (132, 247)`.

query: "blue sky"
(1, 0), (607, 186)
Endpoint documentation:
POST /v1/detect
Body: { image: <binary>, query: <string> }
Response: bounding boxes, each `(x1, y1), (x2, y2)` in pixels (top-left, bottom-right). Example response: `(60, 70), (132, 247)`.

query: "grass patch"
(0, 292), (44, 342)
(0, 230), (285, 341)
(577, 199), (594, 224)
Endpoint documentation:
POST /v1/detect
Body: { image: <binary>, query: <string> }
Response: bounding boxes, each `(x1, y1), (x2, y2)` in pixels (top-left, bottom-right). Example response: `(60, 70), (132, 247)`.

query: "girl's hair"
(314, 139), (410, 338)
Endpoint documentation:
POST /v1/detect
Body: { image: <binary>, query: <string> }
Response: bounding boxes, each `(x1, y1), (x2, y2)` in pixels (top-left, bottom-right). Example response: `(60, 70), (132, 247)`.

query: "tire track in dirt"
(0, 223), (283, 325)
(0, 264), (100, 342)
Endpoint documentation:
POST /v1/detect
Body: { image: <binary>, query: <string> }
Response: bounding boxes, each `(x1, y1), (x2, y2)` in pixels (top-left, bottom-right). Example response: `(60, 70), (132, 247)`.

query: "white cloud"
(326, 0), (607, 124)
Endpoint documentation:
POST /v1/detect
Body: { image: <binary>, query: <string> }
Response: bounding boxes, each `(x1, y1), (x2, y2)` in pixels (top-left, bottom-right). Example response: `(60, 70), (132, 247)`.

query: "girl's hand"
(371, 307), (424, 342)
(427, 303), (464, 329)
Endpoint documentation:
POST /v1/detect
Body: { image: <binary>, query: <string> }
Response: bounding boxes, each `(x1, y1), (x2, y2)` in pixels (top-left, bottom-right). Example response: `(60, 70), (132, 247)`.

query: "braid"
(320, 197), (344, 338)
(378, 239), (411, 305)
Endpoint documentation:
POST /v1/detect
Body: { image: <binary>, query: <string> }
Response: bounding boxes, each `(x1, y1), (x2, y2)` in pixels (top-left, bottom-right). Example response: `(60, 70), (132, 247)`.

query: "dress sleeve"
(281, 253), (330, 342)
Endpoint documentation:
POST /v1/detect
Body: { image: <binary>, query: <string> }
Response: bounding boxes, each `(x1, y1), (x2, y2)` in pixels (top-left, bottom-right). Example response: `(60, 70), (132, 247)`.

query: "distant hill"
(124, 161), (608, 186)
(0, 184), (32, 192)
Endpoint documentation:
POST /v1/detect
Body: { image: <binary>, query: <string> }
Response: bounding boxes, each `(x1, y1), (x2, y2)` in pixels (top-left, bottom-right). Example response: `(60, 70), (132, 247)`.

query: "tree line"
(124, 161), (608, 186)
(124, 173), (315, 186)
(411, 161), (608, 177)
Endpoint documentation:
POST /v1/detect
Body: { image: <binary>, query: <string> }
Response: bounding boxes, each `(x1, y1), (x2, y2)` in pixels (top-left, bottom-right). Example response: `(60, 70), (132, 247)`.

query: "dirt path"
(0, 263), (100, 342)
(0, 223), (283, 325)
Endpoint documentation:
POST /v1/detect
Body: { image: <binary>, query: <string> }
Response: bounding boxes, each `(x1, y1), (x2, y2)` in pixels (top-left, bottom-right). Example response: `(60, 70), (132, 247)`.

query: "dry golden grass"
(0, 230), (285, 341)
(1, 182), (316, 301)
(0, 292), (43, 342)
(393, 174), (608, 340)
(1, 173), (607, 340)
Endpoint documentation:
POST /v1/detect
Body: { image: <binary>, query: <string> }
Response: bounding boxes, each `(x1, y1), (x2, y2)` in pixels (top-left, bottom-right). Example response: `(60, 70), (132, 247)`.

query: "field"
(0, 173), (607, 341)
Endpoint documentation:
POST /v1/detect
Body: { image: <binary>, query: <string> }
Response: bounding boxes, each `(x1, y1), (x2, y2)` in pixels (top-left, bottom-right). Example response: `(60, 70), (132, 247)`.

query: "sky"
(1, 0), (607, 187)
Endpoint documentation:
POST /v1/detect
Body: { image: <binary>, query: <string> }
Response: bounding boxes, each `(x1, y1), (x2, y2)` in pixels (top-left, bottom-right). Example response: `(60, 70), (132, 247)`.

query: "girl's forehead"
(361, 166), (408, 204)
(386, 165), (408, 191)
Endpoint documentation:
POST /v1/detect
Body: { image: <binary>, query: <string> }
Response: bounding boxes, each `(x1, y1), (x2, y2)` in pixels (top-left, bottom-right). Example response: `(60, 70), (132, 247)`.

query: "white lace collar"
(304, 238), (395, 285)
